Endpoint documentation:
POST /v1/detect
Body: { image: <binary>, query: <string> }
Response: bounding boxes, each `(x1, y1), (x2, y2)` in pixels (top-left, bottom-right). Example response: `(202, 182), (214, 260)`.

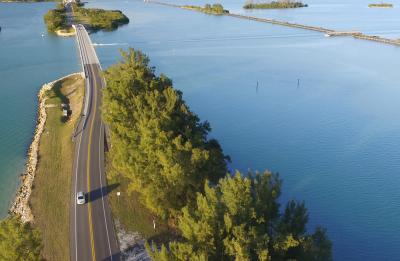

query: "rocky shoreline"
(10, 73), (81, 223)
(115, 220), (150, 261)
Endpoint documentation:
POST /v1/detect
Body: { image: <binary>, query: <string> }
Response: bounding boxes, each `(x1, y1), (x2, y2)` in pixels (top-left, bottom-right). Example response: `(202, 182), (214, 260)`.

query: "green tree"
(43, 7), (66, 32)
(0, 217), (42, 261)
(243, 1), (307, 9)
(72, 5), (129, 31)
(148, 172), (332, 261)
(103, 49), (227, 218)
(211, 4), (224, 13)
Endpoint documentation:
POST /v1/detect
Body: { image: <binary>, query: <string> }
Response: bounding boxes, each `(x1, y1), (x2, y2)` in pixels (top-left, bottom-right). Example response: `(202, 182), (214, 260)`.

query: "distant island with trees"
(72, 2), (129, 31)
(44, 3), (68, 33)
(368, 2), (393, 8)
(244, 0), (308, 9)
(44, 1), (129, 34)
(182, 3), (229, 15)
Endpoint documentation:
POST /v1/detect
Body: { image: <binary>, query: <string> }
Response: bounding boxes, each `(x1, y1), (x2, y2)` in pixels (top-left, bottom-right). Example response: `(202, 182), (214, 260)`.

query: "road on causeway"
(70, 24), (120, 261)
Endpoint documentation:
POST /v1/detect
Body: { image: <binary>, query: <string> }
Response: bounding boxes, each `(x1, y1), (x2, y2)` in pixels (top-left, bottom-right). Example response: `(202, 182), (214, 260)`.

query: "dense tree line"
(43, 4), (67, 32)
(103, 49), (227, 218)
(243, 0), (307, 9)
(44, 1), (128, 33)
(72, 3), (129, 31)
(183, 4), (229, 15)
(0, 217), (42, 261)
(103, 49), (332, 260)
(147, 172), (332, 260)
(368, 3), (393, 8)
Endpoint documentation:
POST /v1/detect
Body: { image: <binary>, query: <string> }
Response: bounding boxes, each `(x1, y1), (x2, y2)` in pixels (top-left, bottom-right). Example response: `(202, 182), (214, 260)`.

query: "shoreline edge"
(9, 73), (81, 223)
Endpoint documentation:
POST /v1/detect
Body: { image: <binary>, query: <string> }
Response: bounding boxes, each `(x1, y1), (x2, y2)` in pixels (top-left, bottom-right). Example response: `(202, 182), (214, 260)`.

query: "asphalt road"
(71, 24), (120, 261)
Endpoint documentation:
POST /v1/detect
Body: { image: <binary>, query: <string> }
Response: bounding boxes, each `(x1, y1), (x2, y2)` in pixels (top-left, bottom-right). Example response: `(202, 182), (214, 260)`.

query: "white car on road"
(76, 191), (86, 205)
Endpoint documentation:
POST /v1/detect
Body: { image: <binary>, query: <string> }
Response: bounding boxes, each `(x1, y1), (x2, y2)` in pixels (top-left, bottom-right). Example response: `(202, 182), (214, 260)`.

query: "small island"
(182, 3), (229, 15)
(72, 3), (129, 31)
(44, 1), (129, 35)
(243, 0), (308, 9)
(368, 3), (393, 8)
(44, 4), (72, 35)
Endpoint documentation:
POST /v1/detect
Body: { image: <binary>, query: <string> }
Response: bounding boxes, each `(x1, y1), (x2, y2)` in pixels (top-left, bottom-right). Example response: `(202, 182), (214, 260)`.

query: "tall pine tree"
(148, 172), (332, 261)
(102, 49), (227, 218)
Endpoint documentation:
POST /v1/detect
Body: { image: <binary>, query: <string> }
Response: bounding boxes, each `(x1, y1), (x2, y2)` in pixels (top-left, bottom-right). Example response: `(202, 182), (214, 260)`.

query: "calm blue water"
(0, 3), (79, 215)
(163, 0), (400, 38)
(2, 0), (400, 260)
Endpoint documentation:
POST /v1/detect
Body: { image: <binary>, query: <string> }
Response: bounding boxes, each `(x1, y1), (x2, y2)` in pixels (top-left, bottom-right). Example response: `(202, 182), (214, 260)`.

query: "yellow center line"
(86, 66), (97, 261)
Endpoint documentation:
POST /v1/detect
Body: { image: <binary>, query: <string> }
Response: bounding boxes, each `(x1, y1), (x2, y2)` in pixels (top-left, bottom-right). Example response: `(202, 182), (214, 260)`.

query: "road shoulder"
(29, 73), (84, 261)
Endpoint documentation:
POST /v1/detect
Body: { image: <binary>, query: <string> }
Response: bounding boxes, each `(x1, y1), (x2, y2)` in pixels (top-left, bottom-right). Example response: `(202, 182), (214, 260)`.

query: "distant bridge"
(325, 31), (362, 37)
(148, 0), (400, 47)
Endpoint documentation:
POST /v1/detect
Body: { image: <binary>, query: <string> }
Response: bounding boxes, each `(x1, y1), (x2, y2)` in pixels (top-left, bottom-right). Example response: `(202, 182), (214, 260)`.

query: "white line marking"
(75, 24), (113, 260)
(74, 115), (83, 261)
(74, 26), (90, 261)
(99, 121), (113, 260)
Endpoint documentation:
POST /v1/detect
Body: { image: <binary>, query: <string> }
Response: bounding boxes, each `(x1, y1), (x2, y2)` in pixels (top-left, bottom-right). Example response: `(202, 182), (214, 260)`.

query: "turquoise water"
(2, 1), (400, 260)
(0, 3), (78, 216)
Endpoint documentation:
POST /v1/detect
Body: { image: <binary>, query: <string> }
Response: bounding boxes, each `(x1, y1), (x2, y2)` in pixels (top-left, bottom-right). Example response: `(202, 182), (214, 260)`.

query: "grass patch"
(30, 75), (84, 261)
(107, 172), (176, 245)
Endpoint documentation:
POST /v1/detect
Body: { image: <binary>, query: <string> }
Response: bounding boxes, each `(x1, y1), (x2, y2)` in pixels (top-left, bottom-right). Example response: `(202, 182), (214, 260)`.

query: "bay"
(87, 0), (400, 260)
(1, 0), (400, 260)
(0, 2), (78, 216)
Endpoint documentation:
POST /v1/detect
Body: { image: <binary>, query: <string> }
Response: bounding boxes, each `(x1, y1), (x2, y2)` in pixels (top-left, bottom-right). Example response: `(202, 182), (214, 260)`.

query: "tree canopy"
(148, 172), (332, 261)
(102, 48), (228, 218)
(243, 1), (307, 9)
(44, 2), (129, 33)
(103, 48), (331, 260)
(43, 5), (66, 32)
(72, 4), (129, 31)
(183, 3), (229, 14)
(0, 217), (42, 261)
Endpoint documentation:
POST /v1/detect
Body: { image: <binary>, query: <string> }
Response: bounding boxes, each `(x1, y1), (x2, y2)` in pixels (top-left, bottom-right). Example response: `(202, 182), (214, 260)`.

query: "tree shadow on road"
(101, 252), (121, 261)
(87, 183), (120, 203)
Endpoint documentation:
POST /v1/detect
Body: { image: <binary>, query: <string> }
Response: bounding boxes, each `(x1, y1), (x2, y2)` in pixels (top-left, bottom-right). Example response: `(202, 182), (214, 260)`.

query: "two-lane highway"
(71, 24), (120, 261)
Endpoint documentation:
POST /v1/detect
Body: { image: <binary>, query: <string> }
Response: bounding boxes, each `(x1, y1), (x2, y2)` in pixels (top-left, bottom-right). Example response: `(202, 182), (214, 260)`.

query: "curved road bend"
(71, 24), (120, 261)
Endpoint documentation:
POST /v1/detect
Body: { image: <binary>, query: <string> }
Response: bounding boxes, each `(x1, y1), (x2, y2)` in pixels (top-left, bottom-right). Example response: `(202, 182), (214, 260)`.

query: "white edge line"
(76, 24), (113, 260)
(74, 117), (83, 261)
(74, 25), (86, 261)
(99, 121), (113, 259)
(73, 25), (80, 261)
